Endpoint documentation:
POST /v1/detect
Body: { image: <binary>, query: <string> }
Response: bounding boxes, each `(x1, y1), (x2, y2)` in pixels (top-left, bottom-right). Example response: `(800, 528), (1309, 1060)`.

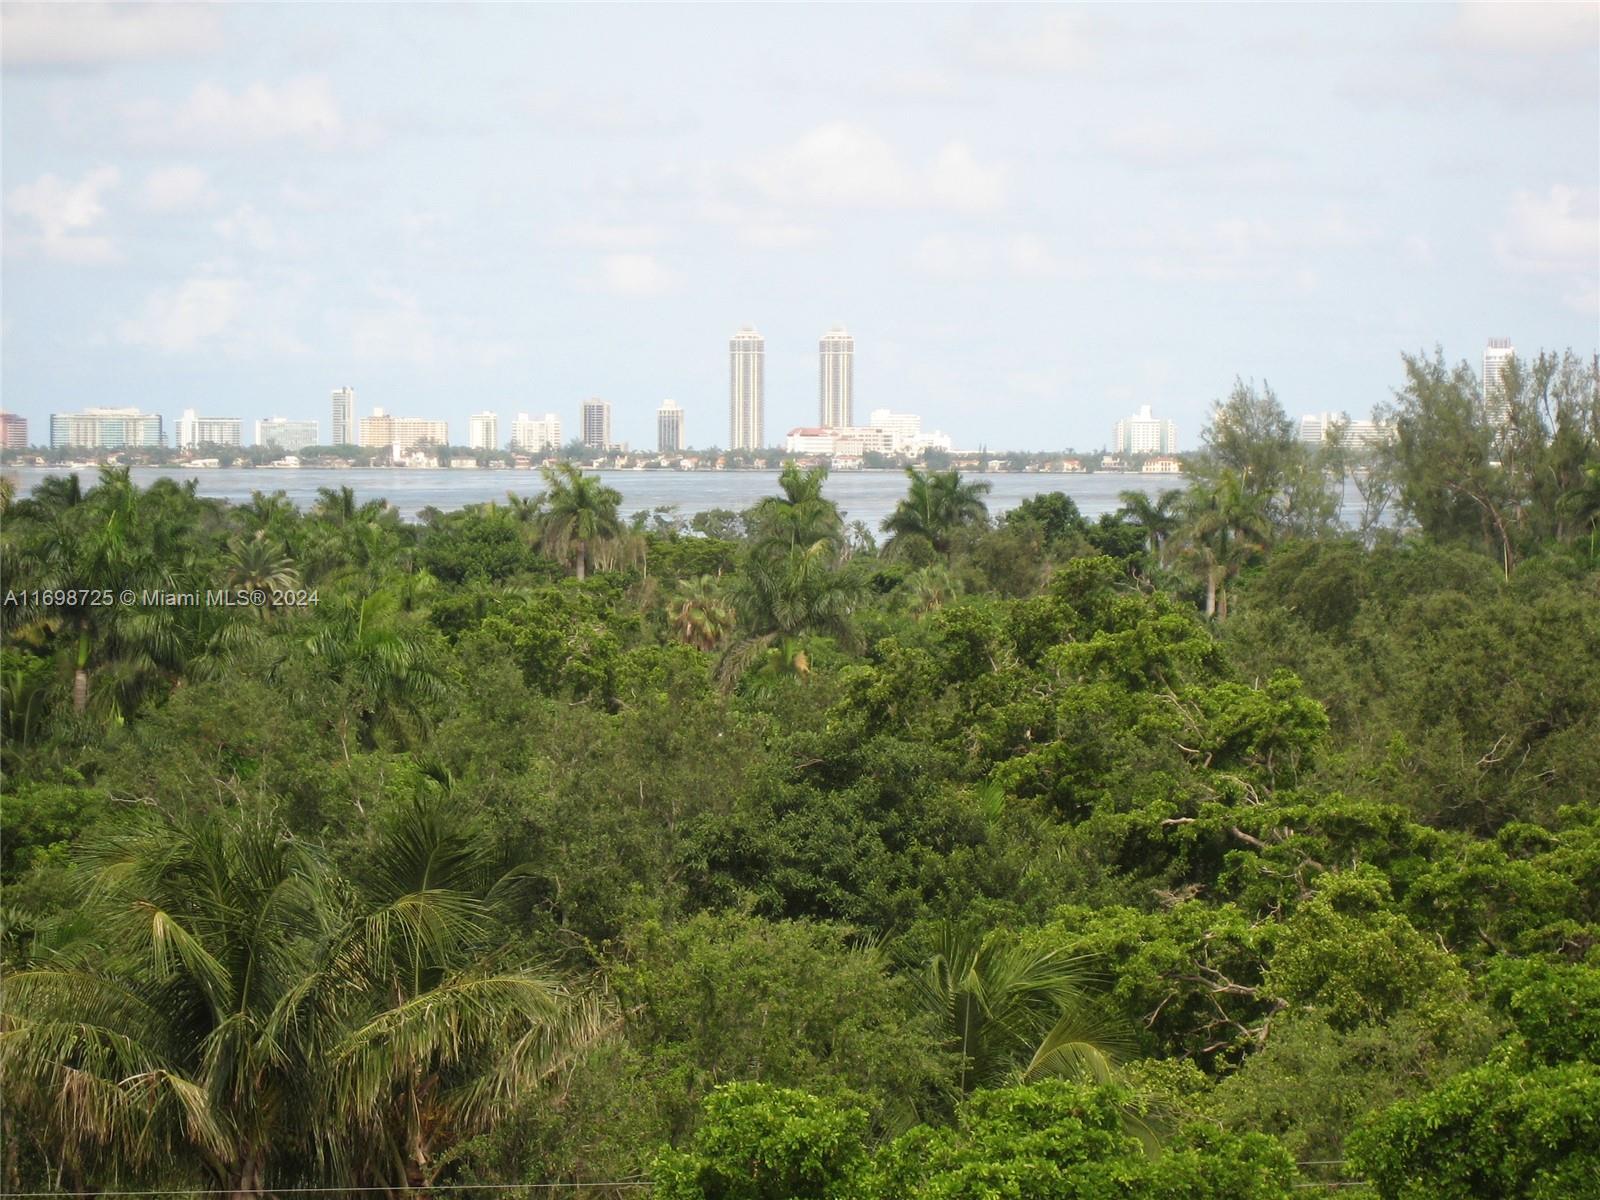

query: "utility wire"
(0, 1184), (650, 1198)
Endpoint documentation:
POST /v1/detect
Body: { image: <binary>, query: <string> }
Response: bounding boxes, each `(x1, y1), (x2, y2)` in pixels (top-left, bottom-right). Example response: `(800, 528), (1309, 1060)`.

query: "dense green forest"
(2, 349), (1598, 1199)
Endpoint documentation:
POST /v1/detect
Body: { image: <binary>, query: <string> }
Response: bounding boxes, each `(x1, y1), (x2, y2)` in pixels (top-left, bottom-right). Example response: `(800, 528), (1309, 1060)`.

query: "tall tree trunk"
(1204, 570), (1217, 618)
(73, 622), (91, 713)
(225, 1148), (265, 1200)
(575, 544), (587, 581)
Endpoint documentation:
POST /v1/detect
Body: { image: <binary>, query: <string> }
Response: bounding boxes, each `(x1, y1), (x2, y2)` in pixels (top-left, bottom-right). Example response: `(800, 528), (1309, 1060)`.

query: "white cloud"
(139, 166), (217, 214)
(118, 275), (247, 352)
(5, 166), (121, 264)
(1403, 234), (1435, 265)
(914, 231), (1083, 281)
(738, 223), (823, 250)
(1446, 4), (1600, 55)
(1495, 185), (1600, 273)
(522, 89), (694, 137)
(1102, 120), (1212, 168)
(747, 122), (1006, 213)
(1097, 120), (1297, 187)
(1007, 234), (1072, 279)
(1495, 185), (1600, 313)
(869, 69), (967, 101)
(928, 143), (1008, 212)
(344, 287), (439, 366)
(1126, 210), (1382, 283)
(334, 285), (516, 367)
(694, 196), (823, 249)
(1, 3), (222, 66)
(582, 253), (672, 297)
(558, 222), (665, 250)
(212, 204), (282, 253)
(127, 77), (348, 150)
(913, 233), (993, 280)
(971, 13), (1098, 74)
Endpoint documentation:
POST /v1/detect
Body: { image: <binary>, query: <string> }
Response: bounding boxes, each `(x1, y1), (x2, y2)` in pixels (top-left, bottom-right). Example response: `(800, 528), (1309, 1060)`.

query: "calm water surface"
(4, 466), (1184, 530)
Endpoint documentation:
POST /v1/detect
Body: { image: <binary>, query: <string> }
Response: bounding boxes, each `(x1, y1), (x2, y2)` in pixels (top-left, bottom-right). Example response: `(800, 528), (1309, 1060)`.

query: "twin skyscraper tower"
(728, 326), (854, 451)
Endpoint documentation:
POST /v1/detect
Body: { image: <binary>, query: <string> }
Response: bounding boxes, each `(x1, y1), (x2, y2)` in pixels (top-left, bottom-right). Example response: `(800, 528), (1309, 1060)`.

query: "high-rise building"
(1298, 413), (1332, 446)
(1483, 338), (1515, 427)
(467, 412), (499, 451)
(581, 399), (612, 449)
(1111, 405), (1178, 455)
(175, 409), (243, 449)
(255, 417), (320, 451)
(510, 413), (563, 453)
(331, 387), (355, 445)
(50, 407), (164, 449)
(358, 408), (448, 451)
(0, 412), (29, 449)
(820, 327), (854, 428)
(1298, 412), (1390, 450)
(658, 399), (684, 453)
(730, 327), (765, 450)
(868, 408), (922, 454)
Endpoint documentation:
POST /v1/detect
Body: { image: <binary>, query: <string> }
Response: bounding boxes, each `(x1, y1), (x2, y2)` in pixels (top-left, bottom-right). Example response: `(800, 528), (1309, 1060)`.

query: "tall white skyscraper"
(1483, 338), (1515, 427)
(581, 399), (612, 449)
(510, 413), (562, 453)
(1112, 405), (1178, 455)
(331, 386), (355, 445)
(467, 412), (499, 451)
(730, 327), (765, 450)
(658, 399), (684, 453)
(820, 327), (854, 428)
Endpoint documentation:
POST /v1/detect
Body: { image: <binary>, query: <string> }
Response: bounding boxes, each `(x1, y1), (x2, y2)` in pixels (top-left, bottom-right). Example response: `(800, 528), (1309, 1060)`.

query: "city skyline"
(21, 330), (1523, 455)
(2, 6), (1595, 451)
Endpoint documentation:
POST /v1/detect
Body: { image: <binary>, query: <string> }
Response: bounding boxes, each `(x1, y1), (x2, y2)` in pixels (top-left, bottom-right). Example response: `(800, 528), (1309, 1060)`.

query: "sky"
(2, 2), (1597, 452)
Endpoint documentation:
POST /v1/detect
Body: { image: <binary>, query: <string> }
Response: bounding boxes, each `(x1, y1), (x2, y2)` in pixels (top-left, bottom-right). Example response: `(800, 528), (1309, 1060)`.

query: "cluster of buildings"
(1296, 412), (1391, 450)
(7, 337), (1522, 461)
(784, 410), (952, 458)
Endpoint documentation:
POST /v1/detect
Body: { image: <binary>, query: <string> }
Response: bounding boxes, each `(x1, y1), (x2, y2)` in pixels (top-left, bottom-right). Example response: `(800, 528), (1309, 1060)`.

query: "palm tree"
(536, 463), (624, 581)
(312, 484), (359, 525)
(912, 925), (1123, 1097)
(1178, 471), (1271, 619)
(223, 533), (301, 597)
(1, 800), (606, 1195)
(882, 467), (992, 557)
(746, 462), (843, 555)
(1117, 488), (1185, 566)
(3, 468), (172, 715)
(7, 471), (84, 520)
(668, 575), (736, 651)
(719, 537), (862, 689)
(904, 563), (961, 615)
(303, 588), (445, 750)
(299, 793), (607, 1188)
(236, 489), (297, 536)
(718, 467), (860, 689)
(0, 805), (337, 1197)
